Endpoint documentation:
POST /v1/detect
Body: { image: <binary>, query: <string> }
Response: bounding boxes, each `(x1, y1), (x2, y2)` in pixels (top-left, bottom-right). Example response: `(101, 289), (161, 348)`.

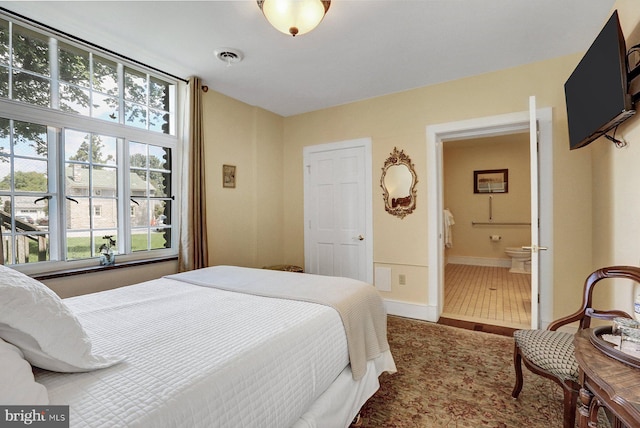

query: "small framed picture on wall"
(223, 164), (236, 188)
(474, 169), (508, 193)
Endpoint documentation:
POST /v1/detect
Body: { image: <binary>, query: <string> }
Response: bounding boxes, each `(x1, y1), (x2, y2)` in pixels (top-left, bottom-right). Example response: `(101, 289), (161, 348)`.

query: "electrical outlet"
(399, 274), (406, 285)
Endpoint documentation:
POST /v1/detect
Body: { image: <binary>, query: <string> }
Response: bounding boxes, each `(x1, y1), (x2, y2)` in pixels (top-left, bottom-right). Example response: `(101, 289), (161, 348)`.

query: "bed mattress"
(34, 277), (351, 427)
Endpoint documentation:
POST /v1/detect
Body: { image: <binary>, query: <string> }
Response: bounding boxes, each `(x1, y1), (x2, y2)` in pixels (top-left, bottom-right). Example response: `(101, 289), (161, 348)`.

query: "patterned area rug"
(359, 316), (566, 427)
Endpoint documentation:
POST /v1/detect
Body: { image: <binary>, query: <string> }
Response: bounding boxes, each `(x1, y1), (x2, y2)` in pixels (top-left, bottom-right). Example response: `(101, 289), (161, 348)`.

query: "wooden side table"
(573, 328), (640, 428)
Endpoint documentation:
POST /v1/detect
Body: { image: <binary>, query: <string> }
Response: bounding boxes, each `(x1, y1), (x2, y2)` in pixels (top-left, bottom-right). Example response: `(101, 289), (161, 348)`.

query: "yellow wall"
(591, 0), (640, 315)
(202, 90), (286, 269)
(443, 134), (531, 261)
(280, 53), (592, 320)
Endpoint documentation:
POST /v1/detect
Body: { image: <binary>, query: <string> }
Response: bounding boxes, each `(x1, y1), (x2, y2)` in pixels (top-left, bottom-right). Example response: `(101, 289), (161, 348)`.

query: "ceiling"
(2, 0), (616, 117)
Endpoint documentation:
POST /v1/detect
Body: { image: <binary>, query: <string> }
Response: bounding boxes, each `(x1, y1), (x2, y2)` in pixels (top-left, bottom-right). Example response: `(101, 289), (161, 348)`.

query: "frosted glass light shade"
(258, 0), (331, 37)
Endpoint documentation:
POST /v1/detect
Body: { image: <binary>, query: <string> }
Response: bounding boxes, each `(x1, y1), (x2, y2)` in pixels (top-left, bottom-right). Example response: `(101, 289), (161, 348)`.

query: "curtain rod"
(0, 6), (189, 84)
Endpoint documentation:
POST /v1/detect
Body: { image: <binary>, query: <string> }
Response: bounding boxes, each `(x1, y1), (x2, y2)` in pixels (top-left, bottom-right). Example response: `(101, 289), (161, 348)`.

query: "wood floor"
(441, 263), (531, 330)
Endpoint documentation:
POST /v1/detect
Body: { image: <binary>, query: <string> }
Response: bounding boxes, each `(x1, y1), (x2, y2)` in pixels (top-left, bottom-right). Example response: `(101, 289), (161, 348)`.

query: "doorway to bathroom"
(440, 132), (532, 329)
(426, 101), (553, 330)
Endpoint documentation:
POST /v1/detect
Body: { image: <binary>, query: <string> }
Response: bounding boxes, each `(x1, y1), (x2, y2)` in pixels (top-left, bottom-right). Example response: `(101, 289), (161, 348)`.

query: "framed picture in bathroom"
(474, 169), (508, 194)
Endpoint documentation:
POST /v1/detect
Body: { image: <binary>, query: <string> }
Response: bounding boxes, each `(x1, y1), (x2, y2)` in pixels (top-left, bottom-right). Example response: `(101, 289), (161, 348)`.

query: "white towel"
(443, 209), (455, 248)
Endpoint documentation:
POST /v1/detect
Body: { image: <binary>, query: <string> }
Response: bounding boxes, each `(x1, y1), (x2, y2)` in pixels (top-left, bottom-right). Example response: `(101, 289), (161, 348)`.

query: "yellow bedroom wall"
(281, 53), (593, 322)
(591, 0), (640, 316)
(201, 90), (285, 269)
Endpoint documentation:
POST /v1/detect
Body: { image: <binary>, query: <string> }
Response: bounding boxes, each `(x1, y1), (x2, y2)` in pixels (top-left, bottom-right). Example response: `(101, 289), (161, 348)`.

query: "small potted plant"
(99, 235), (116, 266)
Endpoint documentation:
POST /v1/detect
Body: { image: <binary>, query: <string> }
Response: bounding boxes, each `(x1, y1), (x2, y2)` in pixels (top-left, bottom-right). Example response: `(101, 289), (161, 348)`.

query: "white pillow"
(0, 264), (124, 372)
(0, 337), (48, 404)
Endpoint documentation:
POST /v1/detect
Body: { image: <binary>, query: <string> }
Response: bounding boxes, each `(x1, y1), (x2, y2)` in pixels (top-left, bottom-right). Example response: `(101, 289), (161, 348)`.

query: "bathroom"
(442, 132), (532, 329)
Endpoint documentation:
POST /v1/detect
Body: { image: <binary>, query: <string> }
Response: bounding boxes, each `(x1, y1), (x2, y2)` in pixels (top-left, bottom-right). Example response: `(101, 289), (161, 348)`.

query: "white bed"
(0, 264), (396, 428)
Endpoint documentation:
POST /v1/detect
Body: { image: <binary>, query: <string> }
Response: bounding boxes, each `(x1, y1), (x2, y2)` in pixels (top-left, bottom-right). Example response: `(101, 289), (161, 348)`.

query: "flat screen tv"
(564, 10), (636, 150)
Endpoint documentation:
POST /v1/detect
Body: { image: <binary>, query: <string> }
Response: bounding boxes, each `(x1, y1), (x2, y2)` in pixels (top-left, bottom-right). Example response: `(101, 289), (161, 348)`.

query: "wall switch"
(399, 274), (406, 285)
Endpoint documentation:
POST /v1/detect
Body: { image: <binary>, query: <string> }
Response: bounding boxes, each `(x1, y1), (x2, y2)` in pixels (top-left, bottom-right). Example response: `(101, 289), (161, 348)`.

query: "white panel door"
(304, 141), (371, 282)
(528, 96), (540, 329)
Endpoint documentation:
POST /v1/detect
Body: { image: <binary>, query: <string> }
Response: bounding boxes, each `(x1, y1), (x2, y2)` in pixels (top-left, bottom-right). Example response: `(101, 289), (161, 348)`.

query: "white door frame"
(303, 138), (374, 284)
(426, 108), (553, 328)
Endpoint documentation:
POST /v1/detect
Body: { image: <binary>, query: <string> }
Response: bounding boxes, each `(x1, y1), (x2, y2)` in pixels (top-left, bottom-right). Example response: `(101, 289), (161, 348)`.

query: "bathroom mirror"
(380, 147), (418, 219)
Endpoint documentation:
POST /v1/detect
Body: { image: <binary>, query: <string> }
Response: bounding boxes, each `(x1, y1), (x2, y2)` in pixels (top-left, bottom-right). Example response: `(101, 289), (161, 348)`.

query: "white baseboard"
(384, 299), (438, 322)
(447, 256), (511, 268)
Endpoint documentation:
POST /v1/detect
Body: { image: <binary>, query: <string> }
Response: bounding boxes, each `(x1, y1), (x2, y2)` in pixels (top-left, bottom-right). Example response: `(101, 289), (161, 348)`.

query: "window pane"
(14, 158), (47, 192)
(154, 200), (170, 226)
(60, 83), (90, 115)
(93, 167), (117, 196)
(0, 195), (10, 215)
(65, 196), (90, 230)
(58, 42), (90, 87)
(0, 116), (9, 157)
(65, 130), (116, 165)
(97, 135), (117, 166)
(13, 120), (47, 158)
(4, 195), (51, 265)
(150, 171), (171, 197)
(65, 129), (89, 162)
(149, 77), (170, 110)
(125, 102), (147, 129)
(130, 198), (150, 227)
(149, 109), (171, 134)
(129, 142), (146, 167)
(92, 198), (117, 228)
(92, 92), (118, 122)
(149, 145), (170, 169)
(66, 231), (91, 260)
(130, 169), (148, 197)
(13, 71), (50, 107)
(151, 228), (170, 250)
(0, 160), (9, 190)
(0, 66), (8, 99)
(13, 233), (49, 264)
(124, 67), (146, 103)
(93, 55), (118, 95)
(0, 18), (8, 65)
(12, 26), (49, 76)
(131, 229), (149, 252)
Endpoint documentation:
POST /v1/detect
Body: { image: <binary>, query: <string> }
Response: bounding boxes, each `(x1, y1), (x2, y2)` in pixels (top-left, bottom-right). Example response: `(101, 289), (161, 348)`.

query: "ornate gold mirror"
(380, 147), (417, 219)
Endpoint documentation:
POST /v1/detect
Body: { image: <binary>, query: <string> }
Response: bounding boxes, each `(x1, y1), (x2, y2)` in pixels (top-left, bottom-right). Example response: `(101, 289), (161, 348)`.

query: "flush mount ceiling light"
(257, 0), (331, 37)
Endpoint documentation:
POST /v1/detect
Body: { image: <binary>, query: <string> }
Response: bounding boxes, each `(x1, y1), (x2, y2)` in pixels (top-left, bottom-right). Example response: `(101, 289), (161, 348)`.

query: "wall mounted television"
(564, 10), (636, 150)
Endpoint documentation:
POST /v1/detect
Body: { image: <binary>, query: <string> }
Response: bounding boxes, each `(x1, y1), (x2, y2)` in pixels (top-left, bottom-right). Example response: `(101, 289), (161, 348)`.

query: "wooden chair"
(511, 265), (639, 428)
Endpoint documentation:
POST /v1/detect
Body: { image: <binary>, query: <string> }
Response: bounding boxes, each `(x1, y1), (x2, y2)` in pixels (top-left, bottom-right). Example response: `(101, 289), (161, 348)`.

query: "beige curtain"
(178, 77), (208, 271)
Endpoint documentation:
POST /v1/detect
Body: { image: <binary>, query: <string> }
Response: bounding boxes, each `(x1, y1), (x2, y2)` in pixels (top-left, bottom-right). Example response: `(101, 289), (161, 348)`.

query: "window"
(130, 141), (172, 251)
(0, 14), (179, 269)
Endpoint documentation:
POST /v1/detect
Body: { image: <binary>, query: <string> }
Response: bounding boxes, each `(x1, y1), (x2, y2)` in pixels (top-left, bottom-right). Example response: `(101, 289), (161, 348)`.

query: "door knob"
(356, 234), (364, 241)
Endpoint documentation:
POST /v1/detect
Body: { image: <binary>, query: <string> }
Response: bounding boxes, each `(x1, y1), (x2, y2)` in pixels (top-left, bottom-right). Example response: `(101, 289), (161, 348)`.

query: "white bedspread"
(166, 266), (390, 380)
(34, 278), (352, 427)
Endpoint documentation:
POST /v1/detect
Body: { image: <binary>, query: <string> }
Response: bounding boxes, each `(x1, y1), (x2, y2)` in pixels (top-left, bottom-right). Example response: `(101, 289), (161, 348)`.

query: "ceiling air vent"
(214, 48), (243, 66)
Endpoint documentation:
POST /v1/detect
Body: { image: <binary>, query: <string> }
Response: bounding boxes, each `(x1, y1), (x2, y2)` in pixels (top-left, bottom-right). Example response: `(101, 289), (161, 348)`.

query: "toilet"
(504, 247), (531, 274)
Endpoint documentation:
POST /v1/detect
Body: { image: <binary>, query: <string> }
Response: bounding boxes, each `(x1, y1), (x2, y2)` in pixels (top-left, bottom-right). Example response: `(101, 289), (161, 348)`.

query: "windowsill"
(31, 256), (178, 281)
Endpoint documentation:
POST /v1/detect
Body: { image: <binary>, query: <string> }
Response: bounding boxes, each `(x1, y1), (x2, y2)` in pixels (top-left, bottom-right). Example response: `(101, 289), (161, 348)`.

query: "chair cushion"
(513, 329), (579, 382)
